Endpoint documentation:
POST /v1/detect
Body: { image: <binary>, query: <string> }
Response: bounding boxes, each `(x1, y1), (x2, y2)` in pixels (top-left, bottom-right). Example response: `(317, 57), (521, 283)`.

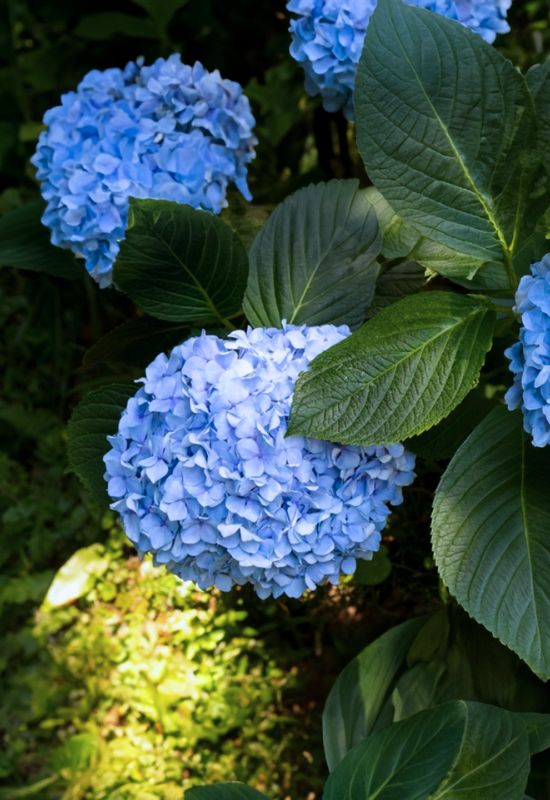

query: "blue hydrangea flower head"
(104, 323), (415, 598)
(287, 0), (512, 118)
(505, 254), (550, 448)
(31, 55), (257, 287)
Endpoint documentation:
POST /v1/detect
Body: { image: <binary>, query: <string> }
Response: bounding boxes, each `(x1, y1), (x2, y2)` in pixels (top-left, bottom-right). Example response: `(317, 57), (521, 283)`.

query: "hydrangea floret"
(287, 0), (512, 118)
(31, 55), (257, 287)
(104, 323), (416, 598)
(505, 255), (550, 448)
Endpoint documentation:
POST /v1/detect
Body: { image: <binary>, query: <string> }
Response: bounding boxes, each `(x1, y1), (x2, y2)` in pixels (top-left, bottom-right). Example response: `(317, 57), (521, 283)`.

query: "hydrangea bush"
(15, 0), (548, 794)
(104, 324), (415, 598)
(288, 0), (512, 117)
(32, 55), (257, 287)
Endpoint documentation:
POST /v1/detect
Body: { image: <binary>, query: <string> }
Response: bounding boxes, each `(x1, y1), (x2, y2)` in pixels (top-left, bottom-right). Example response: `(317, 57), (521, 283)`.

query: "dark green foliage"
(432, 408), (550, 679)
(113, 199), (249, 324)
(323, 607), (548, 773)
(324, 701), (531, 800)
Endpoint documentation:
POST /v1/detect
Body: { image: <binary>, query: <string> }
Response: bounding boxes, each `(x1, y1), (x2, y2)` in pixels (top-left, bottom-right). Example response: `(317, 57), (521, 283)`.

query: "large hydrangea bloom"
(288, 0), (512, 118)
(104, 324), (415, 598)
(505, 255), (550, 448)
(32, 55), (257, 287)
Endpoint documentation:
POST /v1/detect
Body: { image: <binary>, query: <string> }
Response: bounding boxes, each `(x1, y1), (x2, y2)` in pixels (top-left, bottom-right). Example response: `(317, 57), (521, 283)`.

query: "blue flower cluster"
(104, 324), (415, 598)
(287, 0), (512, 118)
(32, 55), (257, 287)
(505, 255), (550, 448)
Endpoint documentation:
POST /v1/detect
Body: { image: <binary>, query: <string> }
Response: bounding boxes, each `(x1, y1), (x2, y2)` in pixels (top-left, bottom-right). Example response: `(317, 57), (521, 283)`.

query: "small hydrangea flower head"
(505, 254), (550, 448)
(104, 323), (415, 598)
(287, 0), (512, 118)
(31, 55), (257, 287)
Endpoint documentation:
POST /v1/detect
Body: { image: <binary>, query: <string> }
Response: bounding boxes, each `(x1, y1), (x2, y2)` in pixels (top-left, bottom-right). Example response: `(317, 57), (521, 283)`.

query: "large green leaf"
(432, 407), (550, 679)
(0, 200), (78, 279)
(323, 617), (426, 771)
(324, 701), (530, 800)
(288, 292), (495, 446)
(185, 785), (269, 800)
(243, 180), (381, 329)
(67, 383), (135, 505)
(356, 0), (536, 268)
(113, 199), (248, 324)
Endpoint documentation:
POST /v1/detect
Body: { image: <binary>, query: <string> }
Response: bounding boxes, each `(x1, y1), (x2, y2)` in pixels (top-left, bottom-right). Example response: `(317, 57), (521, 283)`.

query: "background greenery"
(1, 1), (549, 798)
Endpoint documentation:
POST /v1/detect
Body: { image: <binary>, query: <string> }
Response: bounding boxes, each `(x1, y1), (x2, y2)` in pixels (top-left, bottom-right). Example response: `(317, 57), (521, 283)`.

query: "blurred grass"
(0, 524), (309, 799)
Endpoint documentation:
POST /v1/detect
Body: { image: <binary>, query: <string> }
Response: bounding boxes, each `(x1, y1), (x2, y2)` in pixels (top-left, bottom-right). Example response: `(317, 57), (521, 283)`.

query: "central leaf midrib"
(388, 11), (510, 257)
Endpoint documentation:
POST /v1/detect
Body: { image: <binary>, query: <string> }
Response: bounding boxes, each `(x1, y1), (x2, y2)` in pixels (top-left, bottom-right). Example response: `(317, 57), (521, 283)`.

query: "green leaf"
(0, 201), (78, 279)
(83, 317), (188, 369)
(367, 261), (426, 318)
(243, 180), (381, 329)
(43, 544), (109, 608)
(113, 199), (248, 324)
(356, 0), (536, 265)
(323, 617), (426, 771)
(517, 713), (550, 755)
(407, 390), (494, 460)
(324, 701), (530, 800)
(432, 407), (550, 679)
(527, 61), (550, 180)
(289, 292), (495, 446)
(185, 785), (269, 800)
(67, 382), (135, 505)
